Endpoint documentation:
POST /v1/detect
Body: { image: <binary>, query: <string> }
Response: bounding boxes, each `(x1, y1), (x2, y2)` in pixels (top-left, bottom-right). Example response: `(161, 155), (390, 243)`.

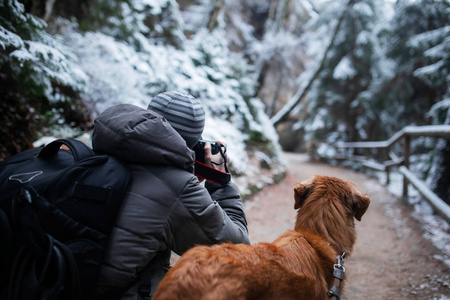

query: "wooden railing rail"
(326, 125), (450, 223)
(336, 125), (450, 148)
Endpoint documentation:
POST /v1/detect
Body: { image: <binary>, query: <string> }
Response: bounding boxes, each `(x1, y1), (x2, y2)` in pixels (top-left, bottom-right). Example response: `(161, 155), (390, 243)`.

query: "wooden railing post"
(402, 135), (411, 201)
(385, 146), (390, 185)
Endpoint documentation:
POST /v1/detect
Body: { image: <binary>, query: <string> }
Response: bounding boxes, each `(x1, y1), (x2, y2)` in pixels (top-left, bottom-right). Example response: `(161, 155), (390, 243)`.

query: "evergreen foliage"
(299, 0), (380, 143)
(296, 0), (449, 144)
(0, 0), (89, 160)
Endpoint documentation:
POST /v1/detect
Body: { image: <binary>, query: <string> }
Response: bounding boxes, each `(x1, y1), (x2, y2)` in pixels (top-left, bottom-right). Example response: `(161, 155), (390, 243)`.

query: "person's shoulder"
(129, 163), (198, 193)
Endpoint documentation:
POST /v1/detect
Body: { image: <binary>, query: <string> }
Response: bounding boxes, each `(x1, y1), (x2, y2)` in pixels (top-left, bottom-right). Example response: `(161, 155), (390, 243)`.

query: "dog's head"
(294, 175), (370, 221)
(293, 175), (370, 254)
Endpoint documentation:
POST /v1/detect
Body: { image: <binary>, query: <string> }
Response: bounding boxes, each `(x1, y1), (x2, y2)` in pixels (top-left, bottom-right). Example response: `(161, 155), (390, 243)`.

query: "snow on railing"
(335, 125), (450, 149)
(324, 125), (450, 223)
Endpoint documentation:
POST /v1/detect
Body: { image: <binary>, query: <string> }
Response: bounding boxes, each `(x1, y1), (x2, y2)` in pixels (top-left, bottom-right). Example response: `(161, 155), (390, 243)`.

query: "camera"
(193, 139), (225, 163)
(193, 139), (230, 185)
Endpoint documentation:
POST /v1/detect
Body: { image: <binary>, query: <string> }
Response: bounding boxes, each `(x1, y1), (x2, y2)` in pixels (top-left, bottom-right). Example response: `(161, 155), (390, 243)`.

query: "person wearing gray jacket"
(91, 91), (250, 299)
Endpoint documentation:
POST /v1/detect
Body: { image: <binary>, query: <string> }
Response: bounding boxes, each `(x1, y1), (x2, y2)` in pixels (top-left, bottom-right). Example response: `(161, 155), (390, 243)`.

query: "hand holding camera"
(194, 139), (228, 173)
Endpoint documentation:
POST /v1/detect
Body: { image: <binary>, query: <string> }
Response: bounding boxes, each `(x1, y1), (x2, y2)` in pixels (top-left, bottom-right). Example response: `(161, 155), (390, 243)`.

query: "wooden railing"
(321, 125), (450, 223)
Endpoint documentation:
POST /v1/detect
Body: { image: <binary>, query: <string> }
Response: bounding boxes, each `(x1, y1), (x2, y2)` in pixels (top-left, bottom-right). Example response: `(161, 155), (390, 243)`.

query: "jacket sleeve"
(167, 177), (250, 255)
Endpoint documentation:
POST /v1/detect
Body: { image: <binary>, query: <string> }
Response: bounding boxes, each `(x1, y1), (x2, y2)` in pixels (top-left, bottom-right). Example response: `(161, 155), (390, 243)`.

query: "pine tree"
(365, 0), (449, 137)
(0, 0), (89, 160)
(293, 0), (380, 144)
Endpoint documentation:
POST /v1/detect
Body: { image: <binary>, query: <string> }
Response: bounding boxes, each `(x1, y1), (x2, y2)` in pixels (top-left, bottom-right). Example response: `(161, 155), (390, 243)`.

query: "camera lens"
(211, 143), (220, 155)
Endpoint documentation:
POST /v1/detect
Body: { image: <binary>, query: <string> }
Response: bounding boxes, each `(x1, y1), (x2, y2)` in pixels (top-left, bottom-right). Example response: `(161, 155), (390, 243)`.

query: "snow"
(404, 125), (450, 135)
(299, 0), (319, 19)
(3, 20), (87, 103)
(428, 99), (450, 120)
(372, 169), (450, 269)
(136, 0), (171, 14)
(408, 25), (450, 50)
(352, 2), (374, 17)
(413, 60), (446, 86)
(333, 55), (356, 80)
(0, 27), (24, 49)
(316, 143), (337, 158)
(64, 31), (155, 112)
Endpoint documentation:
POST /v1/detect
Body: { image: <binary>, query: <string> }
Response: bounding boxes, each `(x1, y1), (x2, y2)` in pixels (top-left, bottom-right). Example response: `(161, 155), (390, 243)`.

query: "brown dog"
(153, 175), (370, 300)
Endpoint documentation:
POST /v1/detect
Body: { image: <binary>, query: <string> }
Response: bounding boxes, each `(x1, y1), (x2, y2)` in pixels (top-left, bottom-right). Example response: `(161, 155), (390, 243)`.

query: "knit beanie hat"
(148, 91), (205, 148)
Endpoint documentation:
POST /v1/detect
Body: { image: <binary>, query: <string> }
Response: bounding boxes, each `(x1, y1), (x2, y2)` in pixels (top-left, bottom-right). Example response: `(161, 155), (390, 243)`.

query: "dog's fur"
(153, 175), (370, 300)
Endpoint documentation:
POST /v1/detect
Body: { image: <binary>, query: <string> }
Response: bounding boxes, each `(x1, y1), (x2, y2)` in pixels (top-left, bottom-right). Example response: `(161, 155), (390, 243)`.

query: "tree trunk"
(207, 0), (224, 32)
(268, 66), (284, 116)
(271, 0), (288, 32)
(43, 0), (57, 21)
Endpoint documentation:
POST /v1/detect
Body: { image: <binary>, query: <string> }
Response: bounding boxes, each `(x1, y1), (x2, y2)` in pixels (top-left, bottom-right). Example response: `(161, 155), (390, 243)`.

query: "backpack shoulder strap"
(38, 139), (95, 162)
(0, 208), (12, 286)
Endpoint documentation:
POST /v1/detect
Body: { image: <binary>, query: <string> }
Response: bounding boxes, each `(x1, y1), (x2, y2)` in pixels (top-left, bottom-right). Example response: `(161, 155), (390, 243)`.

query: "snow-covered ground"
(375, 170), (450, 268)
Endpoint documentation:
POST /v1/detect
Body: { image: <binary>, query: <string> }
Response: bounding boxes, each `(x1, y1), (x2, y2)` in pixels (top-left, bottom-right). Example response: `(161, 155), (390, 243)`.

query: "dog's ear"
(352, 193), (371, 221)
(294, 182), (311, 210)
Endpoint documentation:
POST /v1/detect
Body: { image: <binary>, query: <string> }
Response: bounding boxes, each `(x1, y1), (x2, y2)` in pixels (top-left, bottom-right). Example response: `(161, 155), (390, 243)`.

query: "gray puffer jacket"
(91, 104), (250, 299)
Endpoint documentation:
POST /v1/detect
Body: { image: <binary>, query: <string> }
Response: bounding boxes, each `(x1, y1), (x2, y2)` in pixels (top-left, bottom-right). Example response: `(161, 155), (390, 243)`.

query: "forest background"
(1, 0), (449, 202)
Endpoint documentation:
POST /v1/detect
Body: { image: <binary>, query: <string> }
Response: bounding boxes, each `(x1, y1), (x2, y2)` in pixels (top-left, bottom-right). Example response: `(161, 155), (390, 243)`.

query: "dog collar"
(327, 252), (346, 300)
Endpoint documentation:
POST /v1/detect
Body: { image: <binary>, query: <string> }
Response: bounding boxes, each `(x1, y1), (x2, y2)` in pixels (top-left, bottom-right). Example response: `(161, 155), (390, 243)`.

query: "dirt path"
(244, 152), (449, 300)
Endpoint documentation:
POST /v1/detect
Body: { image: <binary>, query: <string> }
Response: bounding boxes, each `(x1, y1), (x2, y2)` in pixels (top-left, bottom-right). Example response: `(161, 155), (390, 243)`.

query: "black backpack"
(0, 139), (131, 300)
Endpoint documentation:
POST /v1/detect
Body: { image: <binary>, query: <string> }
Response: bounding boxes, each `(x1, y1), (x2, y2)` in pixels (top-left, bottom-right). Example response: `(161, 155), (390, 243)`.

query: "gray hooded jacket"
(91, 104), (250, 299)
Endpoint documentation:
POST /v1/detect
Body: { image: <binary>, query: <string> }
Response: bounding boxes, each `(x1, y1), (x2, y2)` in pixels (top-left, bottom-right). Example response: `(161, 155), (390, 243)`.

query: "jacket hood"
(92, 104), (195, 172)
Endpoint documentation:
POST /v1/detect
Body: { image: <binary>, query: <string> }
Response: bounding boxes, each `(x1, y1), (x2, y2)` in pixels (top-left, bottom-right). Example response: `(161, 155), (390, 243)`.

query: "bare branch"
(43, 0), (57, 22)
